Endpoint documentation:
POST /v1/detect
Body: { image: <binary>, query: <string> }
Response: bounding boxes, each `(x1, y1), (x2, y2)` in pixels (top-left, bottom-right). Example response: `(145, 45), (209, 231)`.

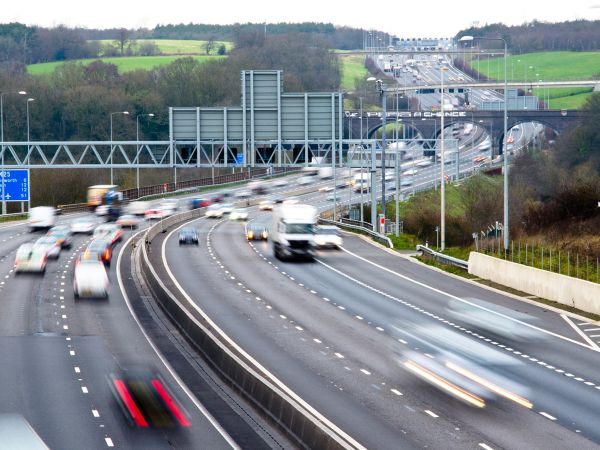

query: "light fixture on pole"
(460, 35), (509, 251)
(440, 66), (448, 251)
(136, 113), (154, 190)
(0, 90), (27, 215)
(110, 111), (129, 185)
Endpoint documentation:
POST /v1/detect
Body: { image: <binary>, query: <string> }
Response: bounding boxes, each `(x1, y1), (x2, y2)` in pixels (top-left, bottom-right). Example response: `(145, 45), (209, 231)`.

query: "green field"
(339, 54), (368, 91)
(93, 39), (234, 55)
(27, 55), (225, 75)
(467, 51), (600, 108)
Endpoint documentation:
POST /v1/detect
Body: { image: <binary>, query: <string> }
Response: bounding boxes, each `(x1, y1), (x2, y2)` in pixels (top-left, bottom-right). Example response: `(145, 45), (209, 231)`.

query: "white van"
(28, 206), (56, 232)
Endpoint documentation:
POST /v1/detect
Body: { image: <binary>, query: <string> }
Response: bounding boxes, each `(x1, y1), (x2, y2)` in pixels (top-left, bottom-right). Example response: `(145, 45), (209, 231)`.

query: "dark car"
(190, 198), (211, 209)
(178, 228), (199, 245)
(246, 224), (269, 241)
(47, 226), (73, 249)
(108, 367), (191, 429)
(79, 239), (112, 266)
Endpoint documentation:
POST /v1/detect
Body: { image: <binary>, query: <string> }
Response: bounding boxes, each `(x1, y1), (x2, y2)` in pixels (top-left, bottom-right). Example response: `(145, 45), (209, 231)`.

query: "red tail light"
(113, 379), (149, 427)
(105, 249), (110, 261)
(151, 379), (190, 427)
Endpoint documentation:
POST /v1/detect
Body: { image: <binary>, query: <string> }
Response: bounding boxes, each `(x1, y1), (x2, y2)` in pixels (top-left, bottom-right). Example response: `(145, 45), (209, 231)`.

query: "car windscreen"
(284, 224), (314, 234)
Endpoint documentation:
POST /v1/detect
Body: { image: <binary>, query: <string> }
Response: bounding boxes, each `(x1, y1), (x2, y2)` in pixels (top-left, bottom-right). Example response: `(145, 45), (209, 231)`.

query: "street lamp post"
(460, 35), (509, 251)
(440, 66), (447, 251)
(136, 113), (154, 191)
(24, 98), (35, 213)
(110, 111), (129, 185)
(359, 97), (364, 223)
(0, 90), (27, 214)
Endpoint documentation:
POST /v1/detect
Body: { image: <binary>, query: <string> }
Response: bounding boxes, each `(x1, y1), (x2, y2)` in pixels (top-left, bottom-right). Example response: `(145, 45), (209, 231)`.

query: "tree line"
(0, 32), (340, 142)
(457, 20), (600, 53)
(0, 21), (365, 68)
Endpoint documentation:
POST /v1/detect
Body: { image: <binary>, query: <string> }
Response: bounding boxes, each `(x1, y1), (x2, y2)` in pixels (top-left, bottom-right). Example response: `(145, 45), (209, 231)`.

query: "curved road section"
(0, 205), (284, 448)
(156, 186), (600, 449)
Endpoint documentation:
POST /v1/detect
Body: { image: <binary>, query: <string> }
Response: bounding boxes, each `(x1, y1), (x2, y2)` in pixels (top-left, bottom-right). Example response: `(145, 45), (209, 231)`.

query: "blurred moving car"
(314, 225), (343, 249)
(234, 189), (251, 199)
(258, 199), (274, 211)
(126, 201), (150, 216)
(27, 206), (56, 232)
(398, 325), (532, 409)
(116, 214), (140, 229)
(205, 204), (224, 218)
(14, 244), (47, 273)
(95, 204), (109, 217)
(80, 239), (113, 266)
(229, 208), (249, 221)
(272, 178), (288, 187)
(178, 228), (199, 245)
(0, 414), (50, 450)
(445, 299), (540, 343)
(73, 260), (109, 298)
(282, 197), (299, 205)
(318, 186), (333, 192)
(189, 198), (211, 209)
(70, 216), (98, 234)
(144, 208), (164, 220)
(159, 199), (178, 217)
(246, 224), (269, 241)
(296, 176), (313, 186)
(219, 203), (234, 215)
(108, 367), (190, 429)
(35, 236), (61, 259)
(93, 223), (123, 246)
(47, 226), (73, 249)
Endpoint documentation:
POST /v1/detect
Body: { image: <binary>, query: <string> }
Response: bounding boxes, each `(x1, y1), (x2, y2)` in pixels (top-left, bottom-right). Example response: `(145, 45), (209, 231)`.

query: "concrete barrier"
(139, 191), (362, 450)
(469, 252), (600, 315)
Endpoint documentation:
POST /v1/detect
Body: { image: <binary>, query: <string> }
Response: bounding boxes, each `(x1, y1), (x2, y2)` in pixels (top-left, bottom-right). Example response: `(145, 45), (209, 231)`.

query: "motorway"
(0, 182), (310, 449)
(154, 176), (600, 449)
(3, 171), (600, 449)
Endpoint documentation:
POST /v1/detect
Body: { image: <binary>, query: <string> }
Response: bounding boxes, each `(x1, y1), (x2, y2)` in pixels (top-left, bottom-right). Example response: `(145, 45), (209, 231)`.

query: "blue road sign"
(235, 154), (244, 165)
(0, 169), (30, 202)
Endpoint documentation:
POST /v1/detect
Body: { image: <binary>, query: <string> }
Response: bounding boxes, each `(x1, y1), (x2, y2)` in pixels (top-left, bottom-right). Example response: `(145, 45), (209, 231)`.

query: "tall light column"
(440, 67), (446, 251)
(110, 111), (129, 185)
(461, 35), (509, 251)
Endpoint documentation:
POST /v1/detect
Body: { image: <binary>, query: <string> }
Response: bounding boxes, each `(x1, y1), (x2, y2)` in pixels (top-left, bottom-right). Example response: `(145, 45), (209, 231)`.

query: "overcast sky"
(3, 1), (600, 36)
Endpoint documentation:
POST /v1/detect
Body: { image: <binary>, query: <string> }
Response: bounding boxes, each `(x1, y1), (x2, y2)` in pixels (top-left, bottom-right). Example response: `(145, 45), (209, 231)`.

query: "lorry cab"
(271, 204), (317, 261)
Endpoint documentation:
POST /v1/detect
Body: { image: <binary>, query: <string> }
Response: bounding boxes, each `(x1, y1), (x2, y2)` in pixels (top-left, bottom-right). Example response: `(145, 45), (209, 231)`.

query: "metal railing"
(416, 244), (468, 269)
(319, 217), (393, 248)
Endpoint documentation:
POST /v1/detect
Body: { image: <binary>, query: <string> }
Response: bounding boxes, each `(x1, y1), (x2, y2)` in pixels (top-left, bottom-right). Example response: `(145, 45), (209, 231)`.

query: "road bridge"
(346, 109), (585, 154)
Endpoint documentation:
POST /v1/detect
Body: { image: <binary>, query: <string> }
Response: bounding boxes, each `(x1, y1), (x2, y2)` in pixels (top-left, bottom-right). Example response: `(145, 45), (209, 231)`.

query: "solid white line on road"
(479, 444), (495, 450)
(561, 314), (600, 351)
(338, 247), (600, 352)
(539, 411), (557, 421)
(117, 227), (241, 450)
(424, 410), (439, 418)
(360, 369), (371, 375)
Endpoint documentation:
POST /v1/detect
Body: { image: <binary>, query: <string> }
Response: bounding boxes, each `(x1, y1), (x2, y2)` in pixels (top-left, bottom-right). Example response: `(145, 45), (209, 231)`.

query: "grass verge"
(0, 214), (26, 223)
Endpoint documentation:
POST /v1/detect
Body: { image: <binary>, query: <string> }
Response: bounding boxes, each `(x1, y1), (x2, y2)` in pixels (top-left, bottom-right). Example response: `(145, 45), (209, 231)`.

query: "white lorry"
(271, 204), (317, 260)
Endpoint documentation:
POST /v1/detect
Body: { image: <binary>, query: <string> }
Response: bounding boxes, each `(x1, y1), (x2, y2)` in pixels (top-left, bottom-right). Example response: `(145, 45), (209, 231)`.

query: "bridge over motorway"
(345, 109), (585, 154)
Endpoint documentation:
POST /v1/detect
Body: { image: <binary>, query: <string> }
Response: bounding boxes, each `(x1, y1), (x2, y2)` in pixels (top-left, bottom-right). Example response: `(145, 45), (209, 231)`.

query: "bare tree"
(204, 36), (216, 55)
(115, 28), (130, 56)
